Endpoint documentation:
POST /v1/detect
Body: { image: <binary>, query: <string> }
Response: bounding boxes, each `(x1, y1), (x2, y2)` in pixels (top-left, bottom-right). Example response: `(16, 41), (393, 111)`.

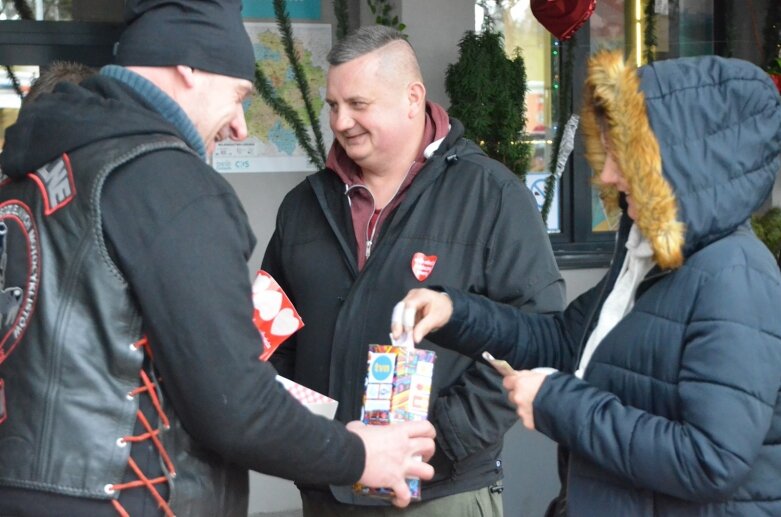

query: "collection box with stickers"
(354, 344), (436, 501)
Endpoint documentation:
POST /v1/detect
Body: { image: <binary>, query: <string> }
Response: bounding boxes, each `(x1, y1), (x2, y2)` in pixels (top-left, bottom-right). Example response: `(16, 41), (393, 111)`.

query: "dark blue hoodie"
(432, 53), (781, 516)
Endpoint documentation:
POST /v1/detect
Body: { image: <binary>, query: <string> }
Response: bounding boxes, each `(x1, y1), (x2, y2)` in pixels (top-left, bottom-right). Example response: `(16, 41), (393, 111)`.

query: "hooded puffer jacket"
(433, 51), (781, 516)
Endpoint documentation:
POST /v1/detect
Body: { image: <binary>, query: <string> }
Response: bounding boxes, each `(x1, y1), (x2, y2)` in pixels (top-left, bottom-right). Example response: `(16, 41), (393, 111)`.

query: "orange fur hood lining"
(581, 50), (685, 269)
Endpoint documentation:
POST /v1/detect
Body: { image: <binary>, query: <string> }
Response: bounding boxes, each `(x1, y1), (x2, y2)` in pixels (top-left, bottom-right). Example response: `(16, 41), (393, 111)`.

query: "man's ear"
(175, 65), (197, 89)
(408, 81), (426, 118)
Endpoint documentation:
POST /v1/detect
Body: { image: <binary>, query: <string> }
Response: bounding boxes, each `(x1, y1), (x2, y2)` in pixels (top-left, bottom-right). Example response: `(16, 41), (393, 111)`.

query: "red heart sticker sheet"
(252, 270), (304, 361)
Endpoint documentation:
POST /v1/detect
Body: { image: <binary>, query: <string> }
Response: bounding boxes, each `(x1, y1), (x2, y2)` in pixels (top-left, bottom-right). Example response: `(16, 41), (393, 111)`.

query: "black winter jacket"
(263, 118), (565, 503)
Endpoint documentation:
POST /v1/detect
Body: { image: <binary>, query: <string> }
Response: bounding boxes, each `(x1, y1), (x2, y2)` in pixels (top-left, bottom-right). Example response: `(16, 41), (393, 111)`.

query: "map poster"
(212, 22), (332, 174)
(242, 0), (321, 20)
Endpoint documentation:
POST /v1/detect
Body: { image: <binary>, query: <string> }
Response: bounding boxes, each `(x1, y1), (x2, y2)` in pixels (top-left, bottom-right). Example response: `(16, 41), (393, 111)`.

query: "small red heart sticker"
(411, 252), (437, 282)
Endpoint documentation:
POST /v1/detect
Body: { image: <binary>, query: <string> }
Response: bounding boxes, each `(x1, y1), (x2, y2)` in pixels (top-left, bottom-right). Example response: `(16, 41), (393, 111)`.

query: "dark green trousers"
(301, 487), (503, 517)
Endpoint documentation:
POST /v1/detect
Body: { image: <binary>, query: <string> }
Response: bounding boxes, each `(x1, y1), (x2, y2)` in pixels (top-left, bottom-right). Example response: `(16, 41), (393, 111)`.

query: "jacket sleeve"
(430, 179), (566, 461)
(533, 263), (781, 501)
(261, 225), (297, 379)
(102, 152), (365, 485)
(432, 280), (602, 372)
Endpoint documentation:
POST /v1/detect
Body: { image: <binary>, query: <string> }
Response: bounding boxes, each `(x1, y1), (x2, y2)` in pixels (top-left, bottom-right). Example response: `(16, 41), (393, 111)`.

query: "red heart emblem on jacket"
(411, 253), (437, 282)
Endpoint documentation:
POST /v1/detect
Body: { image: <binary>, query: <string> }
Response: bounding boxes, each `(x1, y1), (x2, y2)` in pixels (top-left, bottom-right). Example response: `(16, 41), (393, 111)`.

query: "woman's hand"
(390, 288), (453, 344)
(503, 370), (548, 430)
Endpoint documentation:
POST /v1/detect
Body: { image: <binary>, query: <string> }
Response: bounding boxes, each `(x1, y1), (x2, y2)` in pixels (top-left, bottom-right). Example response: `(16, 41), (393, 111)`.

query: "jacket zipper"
(574, 228), (625, 362)
(366, 203), (379, 260)
(361, 162), (416, 261)
(635, 267), (673, 298)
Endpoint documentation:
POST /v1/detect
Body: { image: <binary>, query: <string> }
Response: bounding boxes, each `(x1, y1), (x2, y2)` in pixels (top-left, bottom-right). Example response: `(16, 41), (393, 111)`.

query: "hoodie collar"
(101, 65), (206, 160)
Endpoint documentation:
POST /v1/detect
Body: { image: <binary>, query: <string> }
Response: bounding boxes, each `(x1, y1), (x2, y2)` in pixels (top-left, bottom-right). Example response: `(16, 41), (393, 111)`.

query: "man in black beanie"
(0, 1), (435, 516)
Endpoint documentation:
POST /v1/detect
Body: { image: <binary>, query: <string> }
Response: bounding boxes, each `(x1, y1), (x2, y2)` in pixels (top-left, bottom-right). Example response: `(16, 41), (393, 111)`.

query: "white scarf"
(575, 224), (655, 379)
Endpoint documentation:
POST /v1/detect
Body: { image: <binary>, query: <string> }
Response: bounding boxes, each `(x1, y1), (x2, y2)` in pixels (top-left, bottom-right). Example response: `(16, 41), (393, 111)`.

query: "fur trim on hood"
(581, 51), (781, 271)
(581, 50), (685, 269)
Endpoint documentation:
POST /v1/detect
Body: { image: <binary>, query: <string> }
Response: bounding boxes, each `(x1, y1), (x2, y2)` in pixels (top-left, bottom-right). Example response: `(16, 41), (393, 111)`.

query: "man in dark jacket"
(0, 2), (435, 516)
(262, 25), (564, 516)
(394, 51), (781, 516)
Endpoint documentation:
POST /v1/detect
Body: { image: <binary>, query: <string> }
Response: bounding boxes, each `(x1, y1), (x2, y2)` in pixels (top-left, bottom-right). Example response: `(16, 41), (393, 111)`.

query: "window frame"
(0, 20), (121, 66)
(547, 28), (616, 270)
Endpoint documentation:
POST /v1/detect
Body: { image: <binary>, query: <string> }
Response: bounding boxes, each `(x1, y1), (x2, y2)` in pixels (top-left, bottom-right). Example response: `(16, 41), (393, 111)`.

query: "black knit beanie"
(115, 0), (256, 82)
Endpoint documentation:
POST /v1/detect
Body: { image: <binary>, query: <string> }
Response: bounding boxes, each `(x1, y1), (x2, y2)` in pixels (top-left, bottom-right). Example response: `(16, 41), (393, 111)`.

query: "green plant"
(445, 29), (530, 181)
(768, 58), (781, 75)
(752, 207), (781, 262)
(367, 0), (405, 33)
(333, 0), (350, 41)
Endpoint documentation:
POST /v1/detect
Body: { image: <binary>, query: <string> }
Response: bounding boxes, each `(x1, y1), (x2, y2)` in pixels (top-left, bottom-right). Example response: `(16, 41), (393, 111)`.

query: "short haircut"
(24, 61), (95, 106)
(327, 25), (411, 66)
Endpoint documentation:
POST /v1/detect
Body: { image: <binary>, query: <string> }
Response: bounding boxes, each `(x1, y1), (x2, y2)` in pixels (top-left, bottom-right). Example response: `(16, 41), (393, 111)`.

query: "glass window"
(0, 0), (72, 21)
(0, 0), (122, 22)
(0, 65), (37, 149)
(590, 0), (626, 53)
(657, 0), (714, 59)
(589, 0), (626, 232)
(475, 0), (560, 232)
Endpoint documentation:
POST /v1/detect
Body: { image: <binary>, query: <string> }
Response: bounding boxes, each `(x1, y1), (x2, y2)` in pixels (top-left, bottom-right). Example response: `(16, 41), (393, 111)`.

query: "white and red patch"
(0, 201), (41, 426)
(410, 252), (437, 282)
(27, 153), (75, 216)
(0, 379), (5, 425)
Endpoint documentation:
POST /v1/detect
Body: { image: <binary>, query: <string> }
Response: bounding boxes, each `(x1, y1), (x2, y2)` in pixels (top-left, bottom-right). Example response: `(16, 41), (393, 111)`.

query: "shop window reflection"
(0, 65), (37, 150)
(0, 0), (122, 22)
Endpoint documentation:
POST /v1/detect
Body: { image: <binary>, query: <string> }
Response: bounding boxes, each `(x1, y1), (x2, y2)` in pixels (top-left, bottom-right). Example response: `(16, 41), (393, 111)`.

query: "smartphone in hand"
(482, 351), (515, 377)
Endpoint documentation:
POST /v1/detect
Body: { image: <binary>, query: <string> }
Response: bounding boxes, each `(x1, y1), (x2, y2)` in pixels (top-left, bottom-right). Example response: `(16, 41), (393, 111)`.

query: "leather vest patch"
(0, 379), (5, 424)
(0, 201), (40, 424)
(27, 154), (75, 215)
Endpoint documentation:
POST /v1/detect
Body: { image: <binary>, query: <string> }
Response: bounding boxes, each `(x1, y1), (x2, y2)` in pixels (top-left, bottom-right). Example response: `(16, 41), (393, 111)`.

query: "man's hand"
(502, 370), (548, 430)
(390, 289), (453, 344)
(346, 420), (436, 508)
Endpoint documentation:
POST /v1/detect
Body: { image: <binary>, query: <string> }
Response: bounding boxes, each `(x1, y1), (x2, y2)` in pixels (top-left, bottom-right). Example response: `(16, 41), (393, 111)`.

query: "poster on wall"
(212, 22), (332, 174)
(242, 0), (321, 20)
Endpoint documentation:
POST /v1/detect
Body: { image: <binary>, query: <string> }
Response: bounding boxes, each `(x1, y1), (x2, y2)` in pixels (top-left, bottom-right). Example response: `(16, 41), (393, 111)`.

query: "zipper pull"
(366, 239), (373, 259)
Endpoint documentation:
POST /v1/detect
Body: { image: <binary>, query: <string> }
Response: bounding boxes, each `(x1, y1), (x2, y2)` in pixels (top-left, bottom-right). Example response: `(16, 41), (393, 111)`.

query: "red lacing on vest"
(108, 337), (176, 517)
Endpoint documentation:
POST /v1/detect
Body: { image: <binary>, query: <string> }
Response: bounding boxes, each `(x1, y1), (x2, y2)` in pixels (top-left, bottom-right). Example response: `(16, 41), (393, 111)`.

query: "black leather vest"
(0, 134), (247, 516)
